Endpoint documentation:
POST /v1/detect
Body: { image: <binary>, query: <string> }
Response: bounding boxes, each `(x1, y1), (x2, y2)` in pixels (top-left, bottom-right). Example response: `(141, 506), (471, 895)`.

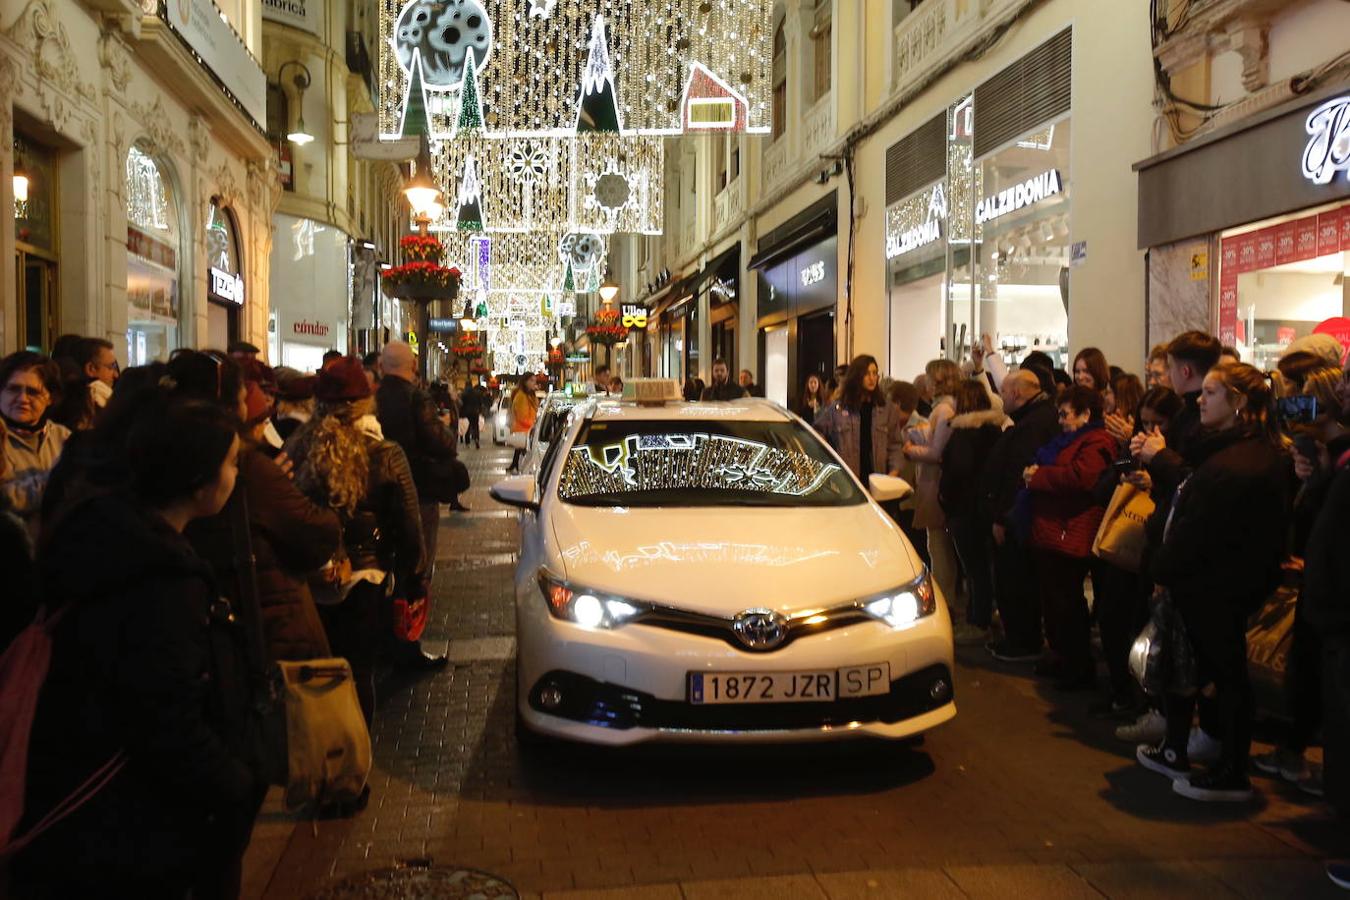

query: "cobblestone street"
(242, 442), (1347, 900)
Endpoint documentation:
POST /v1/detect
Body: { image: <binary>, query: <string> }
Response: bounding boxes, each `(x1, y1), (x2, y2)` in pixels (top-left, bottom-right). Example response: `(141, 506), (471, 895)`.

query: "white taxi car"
(490, 380), (955, 746)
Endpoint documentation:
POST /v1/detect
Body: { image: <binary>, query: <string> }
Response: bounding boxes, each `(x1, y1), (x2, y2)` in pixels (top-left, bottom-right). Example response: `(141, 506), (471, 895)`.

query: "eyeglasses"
(2, 384), (48, 400)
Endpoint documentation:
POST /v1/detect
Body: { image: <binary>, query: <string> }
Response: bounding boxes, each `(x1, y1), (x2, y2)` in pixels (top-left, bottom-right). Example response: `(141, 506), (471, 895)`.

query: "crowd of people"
(809, 331), (1349, 810)
(0, 338), (464, 896)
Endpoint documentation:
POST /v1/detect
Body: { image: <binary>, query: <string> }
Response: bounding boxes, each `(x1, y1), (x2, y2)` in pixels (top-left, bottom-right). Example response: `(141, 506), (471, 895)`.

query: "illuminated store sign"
(621, 303), (648, 330)
(1302, 95), (1350, 186)
(975, 169), (1062, 226)
(800, 261), (826, 287)
(209, 267), (245, 305)
(886, 183), (947, 260)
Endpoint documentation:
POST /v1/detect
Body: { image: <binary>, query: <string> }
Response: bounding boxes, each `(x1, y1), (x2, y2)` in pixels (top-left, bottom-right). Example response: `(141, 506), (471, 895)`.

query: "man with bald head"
(979, 366), (1060, 662)
(375, 340), (459, 670)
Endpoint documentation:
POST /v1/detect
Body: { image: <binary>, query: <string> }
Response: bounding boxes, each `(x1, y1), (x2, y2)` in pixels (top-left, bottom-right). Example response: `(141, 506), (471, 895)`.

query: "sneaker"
(1327, 861), (1350, 889)
(952, 623), (990, 646)
(1090, 697), (1136, 719)
(987, 640), (1041, 663)
(1187, 727), (1222, 763)
(1173, 765), (1254, 802)
(1252, 747), (1310, 783)
(1136, 742), (1190, 780)
(1296, 763), (1325, 798)
(1116, 709), (1167, 744)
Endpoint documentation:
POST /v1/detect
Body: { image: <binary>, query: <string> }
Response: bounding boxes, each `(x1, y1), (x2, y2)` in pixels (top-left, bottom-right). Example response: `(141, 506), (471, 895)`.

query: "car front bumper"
(516, 600), (956, 746)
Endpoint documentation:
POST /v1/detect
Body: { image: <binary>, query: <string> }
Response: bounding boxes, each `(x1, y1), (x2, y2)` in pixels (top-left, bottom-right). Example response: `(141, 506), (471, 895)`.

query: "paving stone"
(816, 867), (967, 899)
(543, 885), (683, 900)
(680, 873), (830, 899)
(1195, 858), (1349, 900)
(1071, 860), (1240, 898)
(944, 863), (1102, 899)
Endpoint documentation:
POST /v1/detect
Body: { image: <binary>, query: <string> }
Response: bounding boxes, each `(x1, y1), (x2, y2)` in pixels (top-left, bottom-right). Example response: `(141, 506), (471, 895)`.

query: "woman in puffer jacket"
(939, 380), (1008, 645)
(1021, 384), (1117, 690)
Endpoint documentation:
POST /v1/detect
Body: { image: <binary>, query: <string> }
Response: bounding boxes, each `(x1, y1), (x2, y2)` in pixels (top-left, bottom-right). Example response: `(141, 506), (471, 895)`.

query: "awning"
(687, 244), (740, 298)
(709, 301), (738, 326)
(748, 192), (838, 271)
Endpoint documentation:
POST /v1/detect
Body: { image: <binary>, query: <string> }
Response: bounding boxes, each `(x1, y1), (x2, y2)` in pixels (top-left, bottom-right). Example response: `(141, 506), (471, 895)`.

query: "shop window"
(810, 0), (832, 105)
(971, 116), (1072, 369)
(13, 136), (55, 254)
(14, 136), (58, 352)
(771, 18), (786, 141)
(206, 200), (244, 348)
(125, 144), (183, 364)
(1221, 201), (1350, 372)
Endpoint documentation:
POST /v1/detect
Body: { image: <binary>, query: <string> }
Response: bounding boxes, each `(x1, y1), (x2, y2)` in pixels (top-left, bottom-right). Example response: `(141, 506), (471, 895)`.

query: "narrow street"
(240, 442), (1345, 899)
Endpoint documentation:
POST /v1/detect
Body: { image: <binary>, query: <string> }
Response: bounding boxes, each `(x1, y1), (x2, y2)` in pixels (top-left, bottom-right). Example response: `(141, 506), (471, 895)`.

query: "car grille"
(527, 664), (953, 732)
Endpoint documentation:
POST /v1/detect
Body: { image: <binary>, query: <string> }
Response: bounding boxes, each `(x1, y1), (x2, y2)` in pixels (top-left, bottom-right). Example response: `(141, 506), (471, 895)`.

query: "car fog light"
(540, 684), (563, 709)
(930, 678), (950, 702)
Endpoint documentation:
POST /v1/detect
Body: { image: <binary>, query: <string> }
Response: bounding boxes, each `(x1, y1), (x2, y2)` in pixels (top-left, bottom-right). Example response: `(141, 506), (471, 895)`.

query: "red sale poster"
(1295, 217), (1319, 261)
(1218, 269), (1239, 348)
(1235, 233), (1259, 273)
(1221, 237), (1239, 273)
(1275, 221), (1298, 265)
(1341, 206), (1350, 252)
(1318, 213), (1341, 257)
(1255, 227), (1277, 269)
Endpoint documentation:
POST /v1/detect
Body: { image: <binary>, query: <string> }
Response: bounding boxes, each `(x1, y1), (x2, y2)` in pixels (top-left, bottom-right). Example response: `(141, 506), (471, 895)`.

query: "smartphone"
(1277, 395), (1318, 426)
(1111, 457), (1138, 477)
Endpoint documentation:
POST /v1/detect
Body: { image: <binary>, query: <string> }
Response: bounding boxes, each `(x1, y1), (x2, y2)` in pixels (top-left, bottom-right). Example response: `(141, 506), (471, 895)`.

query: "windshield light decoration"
(1302, 95), (1350, 186)
(558, 433), (841, 500)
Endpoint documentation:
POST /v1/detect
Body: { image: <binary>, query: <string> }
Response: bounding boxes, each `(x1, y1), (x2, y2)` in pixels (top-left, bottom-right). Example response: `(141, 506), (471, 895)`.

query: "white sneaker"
(1115, 709), (1166, 744)
(1187, 726), (1222, 763)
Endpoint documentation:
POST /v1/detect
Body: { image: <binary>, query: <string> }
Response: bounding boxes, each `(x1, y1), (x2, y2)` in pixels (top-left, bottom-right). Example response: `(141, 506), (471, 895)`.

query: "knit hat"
(1281, 333), (1345, 368)
(315, 356), (372, 402)
(273, 365), (317, 402)
(242, 380), (274, 426)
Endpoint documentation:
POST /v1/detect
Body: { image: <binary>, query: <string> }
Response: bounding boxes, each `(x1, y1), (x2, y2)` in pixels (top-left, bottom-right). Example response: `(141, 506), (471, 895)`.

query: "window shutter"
(885, 111), (947, 207)
(972, 27), (1072, 159)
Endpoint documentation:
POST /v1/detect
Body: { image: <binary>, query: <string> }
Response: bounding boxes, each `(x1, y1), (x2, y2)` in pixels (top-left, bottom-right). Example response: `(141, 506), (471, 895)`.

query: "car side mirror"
(490, 474), (539, 511)
(868, 473), (913, 503)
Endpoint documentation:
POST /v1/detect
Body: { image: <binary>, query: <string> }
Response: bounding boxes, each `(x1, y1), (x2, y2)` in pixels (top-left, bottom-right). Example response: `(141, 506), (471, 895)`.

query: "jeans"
(949, 516), (995, 629)
(419, 500), (440, 577)
(994, 530), (1042, 652)
(317, 579), (385, 726)
(1096, 563), (1149, 703)
(1035, 550), (1094, 679)
(464, 412), (480, 446)
(1163, 595), (1253, 769)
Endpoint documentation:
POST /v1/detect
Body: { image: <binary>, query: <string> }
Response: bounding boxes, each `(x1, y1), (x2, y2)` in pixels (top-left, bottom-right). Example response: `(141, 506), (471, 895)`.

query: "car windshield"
(557, 418), (865, 507)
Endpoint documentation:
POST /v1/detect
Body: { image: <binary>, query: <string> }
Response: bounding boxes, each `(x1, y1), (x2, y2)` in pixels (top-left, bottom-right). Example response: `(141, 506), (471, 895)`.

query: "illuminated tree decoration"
(455, 153), (485, 231)
(400, 50), (432, 138)
(456, 51), (484, 133)
(561, 261), (575, 293)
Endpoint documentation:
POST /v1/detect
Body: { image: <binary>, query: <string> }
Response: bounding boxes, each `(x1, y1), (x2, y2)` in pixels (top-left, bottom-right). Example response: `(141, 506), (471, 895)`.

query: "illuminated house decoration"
(682, 62), (749, 131)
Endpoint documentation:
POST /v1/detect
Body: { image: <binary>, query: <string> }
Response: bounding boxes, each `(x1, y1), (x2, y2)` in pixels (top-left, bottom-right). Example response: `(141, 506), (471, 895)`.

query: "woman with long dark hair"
(16, 399), (261, 896)
(813, 355), (906, 484)
(904, 358), (964, 607)
(1073, 347), (1111, 394)
(799, 372), (828, 422)
(1137, 363), (1291, 802)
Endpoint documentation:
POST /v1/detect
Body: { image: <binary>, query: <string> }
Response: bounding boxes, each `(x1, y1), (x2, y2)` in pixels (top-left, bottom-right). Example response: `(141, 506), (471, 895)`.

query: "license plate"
(688, 664), (891, 705)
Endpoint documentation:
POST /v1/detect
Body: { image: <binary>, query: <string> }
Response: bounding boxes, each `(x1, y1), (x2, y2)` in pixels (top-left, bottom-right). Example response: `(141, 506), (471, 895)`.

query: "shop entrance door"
(16, 249), (58, 352)
(797, 310), (835, 389)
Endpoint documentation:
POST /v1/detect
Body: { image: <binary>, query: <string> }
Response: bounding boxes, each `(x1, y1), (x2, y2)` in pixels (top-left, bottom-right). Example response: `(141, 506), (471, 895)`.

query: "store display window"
(125, 144), (181, 364)
(1218, 201), (1350, 372)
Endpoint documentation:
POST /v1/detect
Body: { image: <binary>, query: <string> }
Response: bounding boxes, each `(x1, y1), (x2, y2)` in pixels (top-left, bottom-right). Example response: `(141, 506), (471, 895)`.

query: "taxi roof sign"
(621, 378), (682, 405)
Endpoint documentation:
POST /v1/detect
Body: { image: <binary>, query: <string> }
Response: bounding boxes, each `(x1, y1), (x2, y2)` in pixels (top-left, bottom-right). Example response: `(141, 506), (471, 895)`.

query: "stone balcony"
(892, 0), (1025, 96)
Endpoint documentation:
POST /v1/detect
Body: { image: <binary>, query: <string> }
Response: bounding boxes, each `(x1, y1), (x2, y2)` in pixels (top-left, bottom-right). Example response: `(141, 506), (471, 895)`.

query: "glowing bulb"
(572, 594), (604, 628)
(12, 173), (29, 203)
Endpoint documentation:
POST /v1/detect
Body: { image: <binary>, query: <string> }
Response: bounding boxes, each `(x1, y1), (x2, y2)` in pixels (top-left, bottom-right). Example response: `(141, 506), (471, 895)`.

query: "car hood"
(547, 502), (922, 616)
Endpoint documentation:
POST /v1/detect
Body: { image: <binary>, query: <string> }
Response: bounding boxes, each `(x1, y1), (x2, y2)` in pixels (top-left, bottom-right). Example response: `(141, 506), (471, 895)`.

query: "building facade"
(1138, 0), (1350, 368)
(619, 0), (1163, 410)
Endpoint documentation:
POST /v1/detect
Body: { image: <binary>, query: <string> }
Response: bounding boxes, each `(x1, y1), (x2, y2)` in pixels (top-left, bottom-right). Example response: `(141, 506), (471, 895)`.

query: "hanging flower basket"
(383, 233), (461, 300)
(585, 307), (626, 346)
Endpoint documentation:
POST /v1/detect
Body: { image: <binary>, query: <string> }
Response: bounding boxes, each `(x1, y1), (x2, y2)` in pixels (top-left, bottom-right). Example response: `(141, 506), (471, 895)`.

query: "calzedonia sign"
(975, 169), (1062, 226)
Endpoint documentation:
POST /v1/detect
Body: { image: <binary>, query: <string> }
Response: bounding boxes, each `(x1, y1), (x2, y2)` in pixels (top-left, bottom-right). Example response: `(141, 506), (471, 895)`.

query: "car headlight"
(537, 573), (647, 629)
(860, 569), (937, 629)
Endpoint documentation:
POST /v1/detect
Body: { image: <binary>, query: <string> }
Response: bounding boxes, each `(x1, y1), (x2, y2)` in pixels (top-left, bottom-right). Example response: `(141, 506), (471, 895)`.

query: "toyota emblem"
(732, 609), (789, 650)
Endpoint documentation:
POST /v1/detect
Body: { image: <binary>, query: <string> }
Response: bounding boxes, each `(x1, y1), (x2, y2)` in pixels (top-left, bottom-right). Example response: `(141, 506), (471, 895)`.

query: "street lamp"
(598, 276), (619, 305)
(399, 134), (449, 384)
(279, 61), (315, 145)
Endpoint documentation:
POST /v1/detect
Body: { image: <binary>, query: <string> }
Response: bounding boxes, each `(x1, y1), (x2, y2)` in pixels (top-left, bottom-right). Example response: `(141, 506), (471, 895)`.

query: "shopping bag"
(277, 659), (372, 811)
(1129, 591), (1198, 697)
(1092, 482), (1155, 573)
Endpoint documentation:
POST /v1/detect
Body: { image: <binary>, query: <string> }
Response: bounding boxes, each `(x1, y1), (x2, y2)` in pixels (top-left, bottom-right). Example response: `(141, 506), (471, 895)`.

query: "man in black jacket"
(979, 369), (1059, 661)
(459, 378), (486, 448)
(702, 359), (748, 401)
(376, 342), (456, 669)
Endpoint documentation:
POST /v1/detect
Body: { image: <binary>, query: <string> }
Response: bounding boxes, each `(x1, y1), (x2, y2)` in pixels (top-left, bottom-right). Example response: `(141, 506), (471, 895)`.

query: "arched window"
(206, 200), (245, 348)
(125, 144), (182, 363)
(810, 0), (832, 104)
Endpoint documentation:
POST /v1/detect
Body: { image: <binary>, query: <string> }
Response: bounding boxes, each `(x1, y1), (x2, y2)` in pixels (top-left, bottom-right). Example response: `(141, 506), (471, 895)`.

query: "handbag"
(275, 660), (372, 811)
(391, 596), (428, 643)
(506, 431), (529, 450)
(230, 481), (371, 809)
(420, 454), (470, 502)
(1092, 482), (1155, 572)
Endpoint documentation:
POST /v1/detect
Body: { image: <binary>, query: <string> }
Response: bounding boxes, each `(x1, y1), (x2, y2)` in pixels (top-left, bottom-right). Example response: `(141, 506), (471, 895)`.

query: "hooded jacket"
(940, 408), (1008, 521)
(1, 418), (70, 525)
(18, 493), (258, 889)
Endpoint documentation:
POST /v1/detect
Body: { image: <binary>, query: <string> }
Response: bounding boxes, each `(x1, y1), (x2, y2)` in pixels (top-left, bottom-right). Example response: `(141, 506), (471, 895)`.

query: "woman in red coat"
(1023, 385), (1117, 690)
